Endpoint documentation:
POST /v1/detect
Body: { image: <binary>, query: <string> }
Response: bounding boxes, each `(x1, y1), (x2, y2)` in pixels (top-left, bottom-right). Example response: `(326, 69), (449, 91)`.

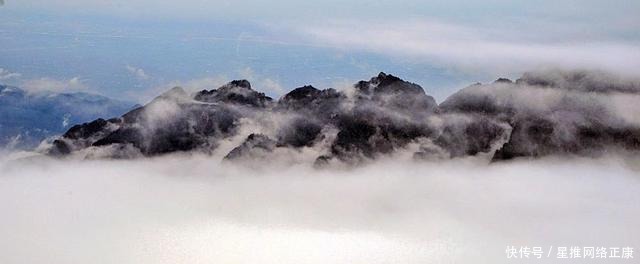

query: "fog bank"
(0, 153), (638, 263)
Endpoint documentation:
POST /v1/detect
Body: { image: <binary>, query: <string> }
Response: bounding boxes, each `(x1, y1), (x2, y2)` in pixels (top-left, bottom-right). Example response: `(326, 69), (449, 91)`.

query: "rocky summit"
(48, 71), (640, 164)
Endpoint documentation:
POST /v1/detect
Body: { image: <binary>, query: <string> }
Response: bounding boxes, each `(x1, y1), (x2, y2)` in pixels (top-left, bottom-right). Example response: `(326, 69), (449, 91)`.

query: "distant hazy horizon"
(1, 1), (638, 103)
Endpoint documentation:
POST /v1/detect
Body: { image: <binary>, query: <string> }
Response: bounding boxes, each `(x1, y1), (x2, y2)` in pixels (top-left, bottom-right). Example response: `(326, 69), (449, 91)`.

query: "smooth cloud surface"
(0, 152), (638, 263)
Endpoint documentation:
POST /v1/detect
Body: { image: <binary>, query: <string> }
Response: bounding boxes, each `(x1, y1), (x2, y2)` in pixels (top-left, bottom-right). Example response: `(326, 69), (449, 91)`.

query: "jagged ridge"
(48, 71), (640, 164)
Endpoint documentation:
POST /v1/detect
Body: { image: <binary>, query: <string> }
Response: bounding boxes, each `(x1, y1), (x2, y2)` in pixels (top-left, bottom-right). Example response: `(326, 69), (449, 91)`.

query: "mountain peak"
(46, 70), (640, 164)
(194, 80), (272, 107)
(228, 79), (251, 89)
(494, 78), (513, 84)
(282, 85), (320, 100)
(374, 72), (403, 87)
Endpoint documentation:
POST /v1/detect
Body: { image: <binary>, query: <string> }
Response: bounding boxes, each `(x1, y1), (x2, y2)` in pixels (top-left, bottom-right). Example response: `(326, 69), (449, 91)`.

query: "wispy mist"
(297, 20), (640, 76)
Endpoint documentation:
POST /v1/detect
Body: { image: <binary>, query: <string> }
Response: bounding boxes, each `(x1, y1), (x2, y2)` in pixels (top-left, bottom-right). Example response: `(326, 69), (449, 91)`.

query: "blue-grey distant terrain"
(0, 85), (135, 149)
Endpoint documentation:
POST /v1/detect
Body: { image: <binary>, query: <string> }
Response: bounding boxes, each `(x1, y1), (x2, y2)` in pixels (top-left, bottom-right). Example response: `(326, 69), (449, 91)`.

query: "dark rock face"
(194, 80), (273, 107)
(355, 72), (438, 113)
(276, 117), (323, 148)
(63, 118), (113, 140)
(439, 83), (514, 116)
(441, 71), (640, 161)
(49, 139), (71, 155)
(224, 133), (276, 160)
(49, 84), (245, 156)
(275, 73), (440, 163)
(331, 116), (380, 159)
(48, 70), (640, 163)
(492, 118), (640, 160)
(494, 78), (513, 84)
(278, 85), (345, 121)
(329, 112), (433, 162)
(434, 115), (508, 158)
(48, 118), (123, 156)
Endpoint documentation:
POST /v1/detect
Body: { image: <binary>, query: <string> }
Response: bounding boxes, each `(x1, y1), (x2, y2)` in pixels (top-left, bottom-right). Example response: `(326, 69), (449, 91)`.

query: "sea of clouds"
(1, 149), (638, 263)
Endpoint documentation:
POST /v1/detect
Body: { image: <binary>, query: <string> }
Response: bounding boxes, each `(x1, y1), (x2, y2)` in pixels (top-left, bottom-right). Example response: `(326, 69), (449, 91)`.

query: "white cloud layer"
(21, 77), (89, 94)
(0, 152), (638, 263)
(297, 20), (640, 77)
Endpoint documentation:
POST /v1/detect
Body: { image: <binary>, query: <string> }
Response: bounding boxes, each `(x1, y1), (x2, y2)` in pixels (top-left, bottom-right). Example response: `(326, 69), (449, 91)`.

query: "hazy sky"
(1, 1), (638, 102)
(7, 0), (640, 25)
